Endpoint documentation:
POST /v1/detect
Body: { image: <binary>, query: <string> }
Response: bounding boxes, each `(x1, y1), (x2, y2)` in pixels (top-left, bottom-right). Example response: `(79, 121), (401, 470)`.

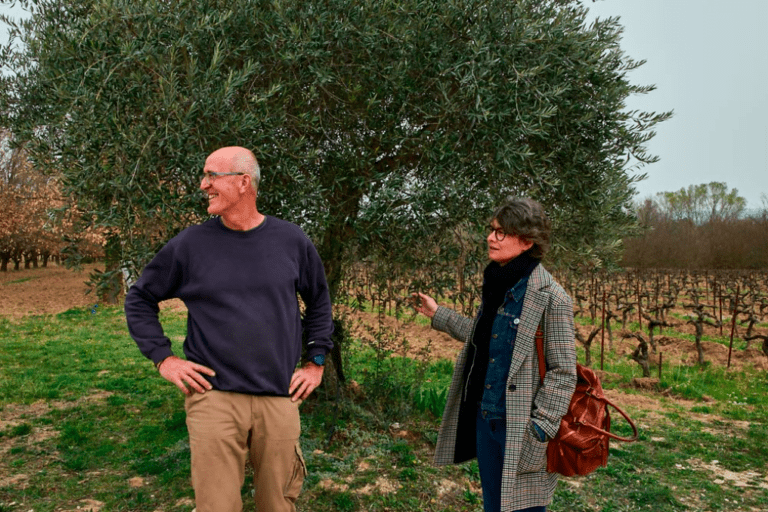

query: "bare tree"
(623, 332), (651, 378)
(684, 304), (720, 366)
(575, 324), (602, 368)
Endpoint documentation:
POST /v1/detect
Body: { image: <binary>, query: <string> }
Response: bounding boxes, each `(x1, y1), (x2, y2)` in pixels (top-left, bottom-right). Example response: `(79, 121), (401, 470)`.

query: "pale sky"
(584, 0), (768, 210)
(3, 1), (767, 209)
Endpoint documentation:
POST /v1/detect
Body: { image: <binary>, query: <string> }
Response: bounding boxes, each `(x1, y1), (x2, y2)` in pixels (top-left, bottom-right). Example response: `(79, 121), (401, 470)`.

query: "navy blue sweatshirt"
(125, 216), (334, 396)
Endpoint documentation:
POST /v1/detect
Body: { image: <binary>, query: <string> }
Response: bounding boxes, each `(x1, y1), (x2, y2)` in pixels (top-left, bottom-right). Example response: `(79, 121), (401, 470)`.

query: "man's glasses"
(489, 225), (507, 242)
(202, 171), (245, 184)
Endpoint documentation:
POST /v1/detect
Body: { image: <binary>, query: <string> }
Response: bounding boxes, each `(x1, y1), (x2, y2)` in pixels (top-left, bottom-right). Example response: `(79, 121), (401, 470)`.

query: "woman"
(413, 198), (576, 512)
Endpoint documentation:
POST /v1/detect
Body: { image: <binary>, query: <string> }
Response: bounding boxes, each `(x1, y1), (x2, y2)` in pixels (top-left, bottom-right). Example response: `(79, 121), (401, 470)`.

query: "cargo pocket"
(517, 420), (548, 473)
(284, 442), (308, 500)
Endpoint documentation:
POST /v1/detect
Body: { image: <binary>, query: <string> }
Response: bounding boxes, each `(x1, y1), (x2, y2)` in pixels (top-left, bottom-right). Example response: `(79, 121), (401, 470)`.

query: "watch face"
(312, 354), (325, 366)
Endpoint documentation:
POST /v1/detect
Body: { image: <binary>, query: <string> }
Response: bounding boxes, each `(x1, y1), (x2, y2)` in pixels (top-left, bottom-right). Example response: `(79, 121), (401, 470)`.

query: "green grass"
(577, 334), (768, 425)
(1, 306), (767, 511)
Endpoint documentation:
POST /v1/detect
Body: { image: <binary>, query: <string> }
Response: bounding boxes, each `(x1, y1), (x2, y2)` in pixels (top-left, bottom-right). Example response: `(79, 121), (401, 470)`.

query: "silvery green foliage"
(1, 0), (669, 300)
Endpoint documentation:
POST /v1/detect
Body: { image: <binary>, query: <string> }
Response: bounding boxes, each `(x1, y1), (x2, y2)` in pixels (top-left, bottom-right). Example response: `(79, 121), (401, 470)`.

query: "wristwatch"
(310, 354), (326, 366)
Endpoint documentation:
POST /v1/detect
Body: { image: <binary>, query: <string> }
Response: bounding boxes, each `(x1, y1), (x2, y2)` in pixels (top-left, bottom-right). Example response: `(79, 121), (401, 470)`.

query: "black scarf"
(463, 251), (540, 405)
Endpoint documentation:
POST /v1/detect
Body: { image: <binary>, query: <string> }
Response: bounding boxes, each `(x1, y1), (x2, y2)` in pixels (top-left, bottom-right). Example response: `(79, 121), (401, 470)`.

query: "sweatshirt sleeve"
(297, 238), (334, 358)
(124, 241), (184, 365)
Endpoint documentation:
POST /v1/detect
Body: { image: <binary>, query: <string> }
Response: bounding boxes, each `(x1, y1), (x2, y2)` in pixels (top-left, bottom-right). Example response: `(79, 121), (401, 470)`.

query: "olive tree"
(2, 0), (669, 357)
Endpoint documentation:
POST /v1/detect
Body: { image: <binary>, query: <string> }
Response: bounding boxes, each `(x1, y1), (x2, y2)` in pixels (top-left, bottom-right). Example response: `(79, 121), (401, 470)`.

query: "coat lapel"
(506, 265), (551, 379)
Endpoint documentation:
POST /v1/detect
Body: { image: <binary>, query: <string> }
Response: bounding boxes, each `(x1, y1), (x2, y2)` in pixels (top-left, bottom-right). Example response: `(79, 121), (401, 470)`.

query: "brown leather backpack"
(535, 328), (638, 476)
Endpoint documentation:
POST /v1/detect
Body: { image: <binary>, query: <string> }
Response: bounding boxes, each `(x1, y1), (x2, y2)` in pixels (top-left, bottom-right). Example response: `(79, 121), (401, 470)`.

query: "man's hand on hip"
(289, 363), (325, 402)
(157, 356), (215, 395)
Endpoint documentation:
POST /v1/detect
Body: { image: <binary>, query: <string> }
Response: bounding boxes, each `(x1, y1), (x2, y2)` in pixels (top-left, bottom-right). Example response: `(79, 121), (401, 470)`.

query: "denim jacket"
(480, 275), (530, 420)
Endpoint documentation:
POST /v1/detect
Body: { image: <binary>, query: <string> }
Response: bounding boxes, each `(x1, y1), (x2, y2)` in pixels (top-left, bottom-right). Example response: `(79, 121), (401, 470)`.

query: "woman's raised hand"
(411, 292), (438, 319)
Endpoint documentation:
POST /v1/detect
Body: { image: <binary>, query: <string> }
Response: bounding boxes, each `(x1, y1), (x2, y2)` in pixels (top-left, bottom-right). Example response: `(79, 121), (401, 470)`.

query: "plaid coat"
(432, 264), (576, 511)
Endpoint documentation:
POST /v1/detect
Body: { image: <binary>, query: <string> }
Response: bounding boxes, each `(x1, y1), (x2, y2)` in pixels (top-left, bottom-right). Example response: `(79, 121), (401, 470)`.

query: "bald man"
(125, 147), (334, 512)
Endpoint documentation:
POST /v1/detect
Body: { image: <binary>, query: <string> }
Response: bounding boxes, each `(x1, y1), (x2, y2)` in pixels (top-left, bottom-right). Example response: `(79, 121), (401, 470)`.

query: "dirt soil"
(0, 264), (101, 318)
(2, 265), (767, 374)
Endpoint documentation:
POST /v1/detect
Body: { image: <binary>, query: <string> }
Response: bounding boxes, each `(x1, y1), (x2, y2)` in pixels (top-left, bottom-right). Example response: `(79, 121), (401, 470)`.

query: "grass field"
(1, 305), (768, 512)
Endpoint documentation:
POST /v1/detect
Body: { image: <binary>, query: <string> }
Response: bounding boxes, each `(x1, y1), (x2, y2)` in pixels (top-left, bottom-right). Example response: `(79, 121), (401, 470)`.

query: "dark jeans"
(476, 408), (546, 512)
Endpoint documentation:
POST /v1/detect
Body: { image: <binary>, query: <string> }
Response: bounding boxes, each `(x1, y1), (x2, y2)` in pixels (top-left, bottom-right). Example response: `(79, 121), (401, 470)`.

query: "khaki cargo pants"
(185, 391), (307, 512)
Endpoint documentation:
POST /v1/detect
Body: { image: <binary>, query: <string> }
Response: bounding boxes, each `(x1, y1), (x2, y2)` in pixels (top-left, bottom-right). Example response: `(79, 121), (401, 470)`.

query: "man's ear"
(239, 174), (252, 193)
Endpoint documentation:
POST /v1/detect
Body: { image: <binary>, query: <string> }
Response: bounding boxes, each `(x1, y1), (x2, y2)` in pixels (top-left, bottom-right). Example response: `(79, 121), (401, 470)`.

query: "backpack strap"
(601, 397), (640, 442)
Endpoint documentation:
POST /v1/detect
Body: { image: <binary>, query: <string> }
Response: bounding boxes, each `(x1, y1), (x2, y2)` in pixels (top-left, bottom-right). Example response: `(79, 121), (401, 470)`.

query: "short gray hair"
(492, 197), (551, 259)
(232, 149), (260, 193)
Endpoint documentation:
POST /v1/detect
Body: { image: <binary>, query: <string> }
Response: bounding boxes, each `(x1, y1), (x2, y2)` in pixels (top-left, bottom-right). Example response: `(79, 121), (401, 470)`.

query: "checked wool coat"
(433, 264), (577, 511)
